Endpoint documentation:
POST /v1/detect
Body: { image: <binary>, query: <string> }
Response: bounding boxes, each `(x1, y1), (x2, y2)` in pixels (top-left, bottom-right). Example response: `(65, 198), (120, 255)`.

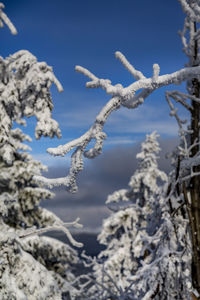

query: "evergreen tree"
(82, 133), (191, 300)
(0, 4), (82, 299)
(86, 132), (167, 298)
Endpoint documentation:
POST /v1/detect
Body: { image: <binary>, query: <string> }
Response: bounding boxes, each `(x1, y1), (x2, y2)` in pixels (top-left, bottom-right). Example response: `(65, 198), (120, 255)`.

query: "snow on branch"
(179, 0), (200, 23)
(76, 55), (200, 108)
(115, 51), (145, 80)
(178, 1), (200, 66)
(35, 52), (200, 191)
(165, 91), (189, 138)
(0, 50), (64, 164)
(19, 218), (83, 248)
(165, 87), (200, 185)
(0, 3), (17, 35)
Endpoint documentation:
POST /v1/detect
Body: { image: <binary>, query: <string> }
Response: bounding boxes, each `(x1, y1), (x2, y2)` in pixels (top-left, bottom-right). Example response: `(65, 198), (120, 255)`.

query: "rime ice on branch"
(0, 2), (17, 34)
(36, 49), (200, 192)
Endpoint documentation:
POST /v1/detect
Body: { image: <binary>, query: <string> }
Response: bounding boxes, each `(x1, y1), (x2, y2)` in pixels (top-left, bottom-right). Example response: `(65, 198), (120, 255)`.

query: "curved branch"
(35, 52), (200, 190)
(0, 3), (17, 35)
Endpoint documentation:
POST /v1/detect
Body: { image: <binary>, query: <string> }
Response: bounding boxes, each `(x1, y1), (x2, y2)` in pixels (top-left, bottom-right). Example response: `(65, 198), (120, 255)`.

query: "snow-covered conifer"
(82, 133), (192, 300)
(83, 133), (167, 298)
(0, 4), (82, 299)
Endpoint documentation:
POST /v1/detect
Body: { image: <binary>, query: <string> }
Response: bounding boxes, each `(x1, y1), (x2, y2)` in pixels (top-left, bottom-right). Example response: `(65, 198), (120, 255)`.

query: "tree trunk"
(189, 22), (200, 295)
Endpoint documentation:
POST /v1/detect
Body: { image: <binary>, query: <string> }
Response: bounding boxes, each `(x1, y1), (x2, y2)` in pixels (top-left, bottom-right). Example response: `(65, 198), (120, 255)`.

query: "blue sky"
(1, 0), (187, 166)
(1, 1), (189, 229)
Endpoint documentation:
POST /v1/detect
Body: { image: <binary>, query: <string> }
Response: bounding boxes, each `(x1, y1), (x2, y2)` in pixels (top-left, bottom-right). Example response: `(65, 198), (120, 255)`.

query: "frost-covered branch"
(35, 51), (200, 191)
(179, 0), (200, 23)
(19, 218), (83, 248)
(0, 3), (17, 35)
(165, 91), (189, 139)
(115, 51), (146, 80)
(76, 57), (200, 108)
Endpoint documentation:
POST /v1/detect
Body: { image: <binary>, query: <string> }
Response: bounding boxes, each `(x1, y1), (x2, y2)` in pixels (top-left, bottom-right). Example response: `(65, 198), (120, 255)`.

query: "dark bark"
(188, 22), (200, 295)
(190, 78), (200, 294)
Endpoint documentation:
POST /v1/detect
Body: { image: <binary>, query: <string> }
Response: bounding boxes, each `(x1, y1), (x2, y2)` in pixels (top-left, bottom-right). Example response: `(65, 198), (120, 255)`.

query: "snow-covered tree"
(79, 133), (192, 299)
(0, 4), (83, 299)
(83, 132), (169, 299)
(95, 132), (167, 290)
(34, 0), (200, 298)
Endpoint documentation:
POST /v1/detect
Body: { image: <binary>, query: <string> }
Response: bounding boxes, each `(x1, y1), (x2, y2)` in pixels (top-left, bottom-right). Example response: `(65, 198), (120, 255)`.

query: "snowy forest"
(1, 0), (200, 299)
